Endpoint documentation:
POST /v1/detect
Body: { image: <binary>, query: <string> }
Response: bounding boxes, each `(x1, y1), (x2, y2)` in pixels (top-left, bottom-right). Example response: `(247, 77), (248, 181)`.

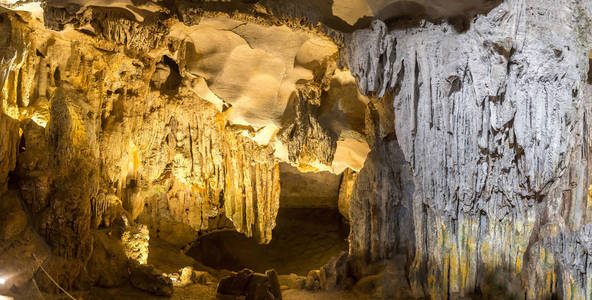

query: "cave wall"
(0, 10), (18, 192)
(0, 9), (51, 293)
(347, 0), (592, 298)
(0, 9), (284, 290)
(0, 2), (372, 291)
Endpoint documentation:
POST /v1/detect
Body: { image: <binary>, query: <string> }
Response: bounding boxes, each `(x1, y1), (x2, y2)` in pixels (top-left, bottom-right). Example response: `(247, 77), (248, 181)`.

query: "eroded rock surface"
(347, 0), (592, 298)
(0, 1), (369, 295)
(1, 0), (592, 299)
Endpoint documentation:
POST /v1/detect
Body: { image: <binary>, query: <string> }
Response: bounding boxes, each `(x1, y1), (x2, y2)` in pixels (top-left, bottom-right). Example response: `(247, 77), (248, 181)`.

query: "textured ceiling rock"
(22, 0), (372, 173)
(332, 0), (503, 26)
(0, 0), (368, 256)
(180, 17), (338, 129)
(0, 8), (288, 289)
(24, 0), (503, 32)
(6, 22), (281, 247)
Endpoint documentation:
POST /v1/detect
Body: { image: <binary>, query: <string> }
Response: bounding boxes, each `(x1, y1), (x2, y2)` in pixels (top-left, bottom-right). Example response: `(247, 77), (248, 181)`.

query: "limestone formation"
(347, 1), (592, 298)
(130, 263), (174, 297)
(0, 0), (591, 299)
(121, 223), (150, 265)
(0, 190), (50, 293)
(87, 230), (130, 288)
(319, 252), (349, 291)
(0, 2), (368, 295)
(278, 274), (306, 290)
(216, 268), (281, 300)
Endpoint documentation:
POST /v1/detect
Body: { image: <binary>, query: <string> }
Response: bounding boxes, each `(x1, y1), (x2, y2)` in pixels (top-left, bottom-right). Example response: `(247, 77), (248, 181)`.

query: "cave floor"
(41, 284), (366, 300)
(37, 208), (356, 300)
(187, 208), (350, 276)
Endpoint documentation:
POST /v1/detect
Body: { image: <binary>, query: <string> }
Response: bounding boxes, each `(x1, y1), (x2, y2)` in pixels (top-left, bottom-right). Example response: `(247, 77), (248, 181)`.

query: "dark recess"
(163, 55), (182, 92)
(588, 54), (592, 84)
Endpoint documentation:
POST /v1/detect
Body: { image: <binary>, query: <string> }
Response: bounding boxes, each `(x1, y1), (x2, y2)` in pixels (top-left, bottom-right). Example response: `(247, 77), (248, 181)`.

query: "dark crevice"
(587, 51), (592, 84)
(18, 133), (26, 153)
(447, 15), (471, 33)
(53, 66), (61, 84)
(162, 55), (182, 92)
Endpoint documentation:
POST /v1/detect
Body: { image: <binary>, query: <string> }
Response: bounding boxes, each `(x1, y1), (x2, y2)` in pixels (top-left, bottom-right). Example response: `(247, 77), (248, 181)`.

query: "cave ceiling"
(0, 0), (499, 175)
(0, 0), (400, 174)
(2, 0), (502, 31)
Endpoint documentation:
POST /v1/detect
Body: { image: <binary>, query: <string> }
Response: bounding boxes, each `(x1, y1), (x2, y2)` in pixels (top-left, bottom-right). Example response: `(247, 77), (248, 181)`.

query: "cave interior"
(1, 0), (592, 300)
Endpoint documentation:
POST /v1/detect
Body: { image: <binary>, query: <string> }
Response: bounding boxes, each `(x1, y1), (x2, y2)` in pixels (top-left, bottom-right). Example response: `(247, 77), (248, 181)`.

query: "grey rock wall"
(347, 0), (592, 298)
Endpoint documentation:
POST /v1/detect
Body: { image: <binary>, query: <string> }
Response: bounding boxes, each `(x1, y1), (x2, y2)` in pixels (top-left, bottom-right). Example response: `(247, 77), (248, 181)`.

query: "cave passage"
(187, 208), (349, 276)
(187, 164), (350, 276)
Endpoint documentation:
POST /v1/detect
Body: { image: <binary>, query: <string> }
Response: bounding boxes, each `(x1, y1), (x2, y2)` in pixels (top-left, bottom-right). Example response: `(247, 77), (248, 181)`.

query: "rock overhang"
(0, 0), (387, 174)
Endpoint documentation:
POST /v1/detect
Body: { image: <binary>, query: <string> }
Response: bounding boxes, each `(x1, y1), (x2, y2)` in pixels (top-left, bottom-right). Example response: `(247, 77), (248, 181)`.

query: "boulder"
(130, 263), (173, 297)
(217, 269), (253, 296)
(264, 269), (281, 299)
(319, 251), (349, 290)
(217, 268), (281, 300)
(178, 267), (193, 286)
(245, 273), (272, 300)
(304, 270), (320, 291)
(278, 274), (306, 290)
(352, 260), (412, 299)
(164, 266), (212, 287)
(87, 230), (129, 288)
(192, 270), (216, 285)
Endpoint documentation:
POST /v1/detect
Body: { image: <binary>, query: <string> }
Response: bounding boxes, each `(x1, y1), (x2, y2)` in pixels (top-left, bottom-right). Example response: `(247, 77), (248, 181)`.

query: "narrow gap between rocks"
(588, 50), (592, 84)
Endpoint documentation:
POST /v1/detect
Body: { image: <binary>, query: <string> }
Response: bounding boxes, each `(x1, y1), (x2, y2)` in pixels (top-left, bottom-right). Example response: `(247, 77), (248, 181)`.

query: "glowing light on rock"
(163, 267), (201, 287)
(128, 142), (140, 174)
(121, 222), (150, 265)
(31, 114), (47, 128)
